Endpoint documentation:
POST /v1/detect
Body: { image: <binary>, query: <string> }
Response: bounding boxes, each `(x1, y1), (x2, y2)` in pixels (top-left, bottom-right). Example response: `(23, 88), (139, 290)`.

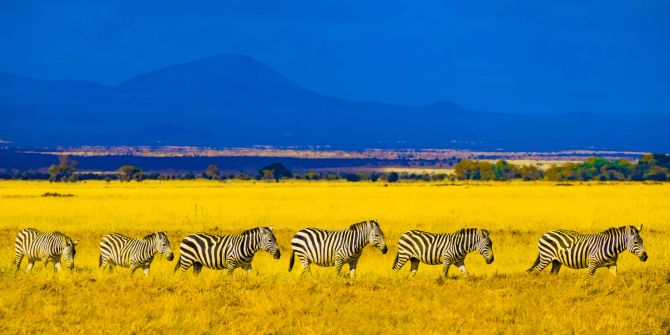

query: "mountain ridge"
(1, 53), (668, 151)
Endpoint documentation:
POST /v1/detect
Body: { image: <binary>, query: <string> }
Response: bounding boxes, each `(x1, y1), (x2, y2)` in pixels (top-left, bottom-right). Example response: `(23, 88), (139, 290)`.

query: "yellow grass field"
(0, 180), (669, 334)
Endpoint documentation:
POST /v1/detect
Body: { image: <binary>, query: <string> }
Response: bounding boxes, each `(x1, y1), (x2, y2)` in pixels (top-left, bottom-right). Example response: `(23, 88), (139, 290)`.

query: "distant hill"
(1, 54), (668, 151)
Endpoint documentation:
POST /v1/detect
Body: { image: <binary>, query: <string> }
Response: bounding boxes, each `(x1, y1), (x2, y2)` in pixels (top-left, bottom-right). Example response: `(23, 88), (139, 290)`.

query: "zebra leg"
(299, 256), (312, 278)
(454, 260), (468, 276)
(192, 263), (203, 275)
(392, 252), (410, 272)
(243, 263), (252, 273)
(442, 260), (452, 278)
(550, 261), (562, 274)
(130, 264), (140, 276)
(334, 257), (345, 277)
(55, 262), (61, 271)
(26, 260), (35, 272)
(587, 255), (603, 276)
(227, 264), (236, 276)
(348, 258), (360, 279)
(528, 254), (553, 273)
(175, 256), (193, 273)
(99, 254), (110, 270)
(14, 253), (24, 271)
(409, 258), (420, 276)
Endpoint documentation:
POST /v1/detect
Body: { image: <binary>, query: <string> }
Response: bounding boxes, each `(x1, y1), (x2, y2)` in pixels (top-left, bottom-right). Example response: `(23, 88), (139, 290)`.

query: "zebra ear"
(73, 240), (79, 246)
(637, 224), (643, 232)
(480, 229), (489, 238)
(268, 225), (274, 232)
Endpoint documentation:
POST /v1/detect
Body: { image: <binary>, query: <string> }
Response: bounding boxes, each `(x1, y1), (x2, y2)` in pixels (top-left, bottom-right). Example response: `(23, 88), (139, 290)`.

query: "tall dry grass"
(0, 180), (668, 334)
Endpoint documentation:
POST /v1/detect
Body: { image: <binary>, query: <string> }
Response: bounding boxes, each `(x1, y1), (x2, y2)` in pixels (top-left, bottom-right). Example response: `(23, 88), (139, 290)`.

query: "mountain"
(1, 54), (668, 151)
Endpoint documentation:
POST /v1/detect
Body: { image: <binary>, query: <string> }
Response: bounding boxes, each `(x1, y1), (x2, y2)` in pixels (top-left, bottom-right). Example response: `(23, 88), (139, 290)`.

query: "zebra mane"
(456, 228), (478, 236)
(602, 226), (627, 235)
(143, 232), (166, 240)
(51, 231), (70, 241)
(349, 220), (373, 230)
(240, 227), (263, 236)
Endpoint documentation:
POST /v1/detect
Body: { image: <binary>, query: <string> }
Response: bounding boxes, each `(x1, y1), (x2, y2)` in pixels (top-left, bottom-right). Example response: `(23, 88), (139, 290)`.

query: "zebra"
(99, 231), (174, 276)
(289, 220), (388, 278)
(392, 228), (494, 277)
(527, 225), (648, 276)
(14, 228), (79, 272)
(174, 226), (281, 275)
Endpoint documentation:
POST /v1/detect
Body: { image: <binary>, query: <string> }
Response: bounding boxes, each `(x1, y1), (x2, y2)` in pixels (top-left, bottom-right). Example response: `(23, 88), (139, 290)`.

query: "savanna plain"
(0, 180), (668, 334)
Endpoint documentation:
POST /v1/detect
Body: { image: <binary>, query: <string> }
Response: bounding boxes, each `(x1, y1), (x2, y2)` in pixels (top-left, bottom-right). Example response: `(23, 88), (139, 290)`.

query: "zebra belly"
(557, 249), (588, 269)
(411, 251), (445, 265)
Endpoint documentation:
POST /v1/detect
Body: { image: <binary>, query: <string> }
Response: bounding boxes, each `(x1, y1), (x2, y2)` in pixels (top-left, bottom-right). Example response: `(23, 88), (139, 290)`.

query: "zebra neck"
(240, 234), (262, 257)
(607, 233), (628, 254)
(143, 236), (159, 257)
(458, 234), (478, 256)
(351, 227), (370, 252)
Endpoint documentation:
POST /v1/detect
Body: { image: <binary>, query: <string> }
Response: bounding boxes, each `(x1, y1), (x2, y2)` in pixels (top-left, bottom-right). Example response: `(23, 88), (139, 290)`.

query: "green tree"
(494, 160), (518, 181)
(518, 165), (542, 181)
(454, 160), (476, 180)
(479, 162), (495, 180)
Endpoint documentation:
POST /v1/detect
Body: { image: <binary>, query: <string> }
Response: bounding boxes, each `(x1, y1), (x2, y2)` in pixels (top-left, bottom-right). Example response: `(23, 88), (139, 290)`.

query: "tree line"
(1, 154), (668, 182)
(454, 154), (670, 181)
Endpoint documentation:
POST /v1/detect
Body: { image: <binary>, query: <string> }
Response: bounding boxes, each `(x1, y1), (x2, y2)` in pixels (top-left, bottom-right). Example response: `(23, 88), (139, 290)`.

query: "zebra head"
(61, 238), (79, 270)
(626, 225), (647, 262)
(476, 229), (494, 264)
(261, 226), (281, 259)
(368, 220), (388, 254)
(154, 232), (174, 261)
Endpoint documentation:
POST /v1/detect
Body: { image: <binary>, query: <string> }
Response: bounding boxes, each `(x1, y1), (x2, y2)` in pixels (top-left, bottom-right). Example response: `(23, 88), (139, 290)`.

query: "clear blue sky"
(1, 0), (668, 115)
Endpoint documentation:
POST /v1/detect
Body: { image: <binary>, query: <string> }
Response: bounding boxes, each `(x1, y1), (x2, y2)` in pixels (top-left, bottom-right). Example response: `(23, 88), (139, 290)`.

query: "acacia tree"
(118, 165), (143, 182)
(204, 164), (220, 180)
(48, 155), (79, 182)
(258, 163), (292, 182)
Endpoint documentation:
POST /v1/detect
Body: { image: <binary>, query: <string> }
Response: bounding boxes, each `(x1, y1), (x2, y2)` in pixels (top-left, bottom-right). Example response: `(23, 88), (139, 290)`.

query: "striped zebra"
(392, 228), (494, 277)
(289, 220), (388, 278)
(99, 231), (174, 276)
(174, 226), (281, 275)
(14, 228), (79, 271)
(527, 225), (648, 276)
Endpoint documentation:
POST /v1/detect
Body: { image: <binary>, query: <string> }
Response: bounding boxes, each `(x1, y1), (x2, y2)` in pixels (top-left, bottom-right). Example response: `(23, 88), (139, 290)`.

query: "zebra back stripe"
(528, 225), (647, 275)
(14, 228), (78, 271)
(175, 226), (280, 275)
(392, 228), (494, 276)
(99, 232), (174, 273)
(289, 220), (387, 277)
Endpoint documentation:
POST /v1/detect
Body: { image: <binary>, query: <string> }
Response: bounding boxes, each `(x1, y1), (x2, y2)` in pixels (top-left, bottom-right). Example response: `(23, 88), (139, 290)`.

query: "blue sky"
(1, 0), (668, 115)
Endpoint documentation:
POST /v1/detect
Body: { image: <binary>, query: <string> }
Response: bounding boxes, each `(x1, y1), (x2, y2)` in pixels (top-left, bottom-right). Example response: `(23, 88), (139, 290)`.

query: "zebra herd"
(12, 221), (649, 278)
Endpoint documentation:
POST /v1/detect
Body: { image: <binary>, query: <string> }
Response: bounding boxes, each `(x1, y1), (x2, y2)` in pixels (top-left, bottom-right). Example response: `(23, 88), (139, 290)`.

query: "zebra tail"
(527, 254), (541, 272)
(173, 256), (181, 273)
(392, 252), (399, 270)
(288, 251), (295, 272)
(98, 254), (102, 267)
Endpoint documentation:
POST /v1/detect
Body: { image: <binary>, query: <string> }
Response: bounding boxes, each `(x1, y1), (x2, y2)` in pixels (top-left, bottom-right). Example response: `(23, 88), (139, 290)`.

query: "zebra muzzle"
(274, 250), (281, 259)
(640, 252), (648, 262)
(167, 253), (175, 261)
(486, 256), (494, 264)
